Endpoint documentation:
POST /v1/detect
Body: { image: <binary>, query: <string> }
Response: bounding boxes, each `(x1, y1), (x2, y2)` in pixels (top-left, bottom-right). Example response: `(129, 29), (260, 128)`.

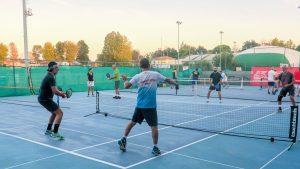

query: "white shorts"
(294, 84), (300, 89)
(87, 81), (94, 87)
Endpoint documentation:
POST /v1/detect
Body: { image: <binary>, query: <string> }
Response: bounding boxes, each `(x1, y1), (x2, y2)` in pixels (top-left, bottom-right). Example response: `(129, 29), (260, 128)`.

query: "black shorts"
(268, 82), (275, 87)
(115, 80), (120, 89)
(132, 108), (158, 127)
(209, 83), (221, 91)
(38, 98), (59, 113)
(192, 79), (198, 85)
(279, 87), (295, 97)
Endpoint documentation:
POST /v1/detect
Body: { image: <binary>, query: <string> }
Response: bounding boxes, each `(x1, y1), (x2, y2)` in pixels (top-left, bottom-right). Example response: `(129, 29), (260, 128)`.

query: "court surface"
(0, 86), (300, 169)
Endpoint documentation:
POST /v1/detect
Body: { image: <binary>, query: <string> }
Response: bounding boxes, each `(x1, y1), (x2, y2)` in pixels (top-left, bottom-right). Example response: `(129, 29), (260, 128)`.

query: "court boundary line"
(5, 153), (66, 169)
(127, 142), (244, 169)
(125, 106), (284, 169)
(259, 145), (290, 169)
(0, 131), (126, 169)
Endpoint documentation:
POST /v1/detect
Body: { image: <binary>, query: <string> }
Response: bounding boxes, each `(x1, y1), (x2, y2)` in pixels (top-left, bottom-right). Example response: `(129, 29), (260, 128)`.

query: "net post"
(240, 77), (244, 90)
(288, 105), (298, 150)
(96, 90), (100, 113)
(260, 78), (263, 90)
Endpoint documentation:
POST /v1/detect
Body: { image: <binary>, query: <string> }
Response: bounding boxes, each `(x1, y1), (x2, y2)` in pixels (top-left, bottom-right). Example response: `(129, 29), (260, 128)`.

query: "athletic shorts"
(192, 79), (198, 85)
(209, 83), (221, 91)
(87, 81), (94, 87)
(294, 84), (300, 89)
(115, 80), (120, 89)
(279, 87), (295, 97)
(132, 108), (158, 127)
(268, 82), (275, 87)
(38, 98), (59, 113)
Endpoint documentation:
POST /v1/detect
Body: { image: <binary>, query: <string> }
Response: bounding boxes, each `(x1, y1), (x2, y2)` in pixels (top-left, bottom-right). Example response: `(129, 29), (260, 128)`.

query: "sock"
(123, 136), (127, 139)
(53, 124), (60, 133)
(47, 124), (53, 131)
(154, 144), (157, 147)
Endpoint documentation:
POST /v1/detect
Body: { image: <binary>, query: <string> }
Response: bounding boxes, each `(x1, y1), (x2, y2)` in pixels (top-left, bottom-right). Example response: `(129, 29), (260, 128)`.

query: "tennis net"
(120, 79), (300, 103)
(92, 92), (298, 143)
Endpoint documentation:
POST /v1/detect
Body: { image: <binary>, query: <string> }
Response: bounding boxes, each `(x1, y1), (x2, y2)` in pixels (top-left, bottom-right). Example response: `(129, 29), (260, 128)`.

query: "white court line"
(5, 153), (65, 169)
(126, 142), (244, 169)
(126, 104), (282, 169)
(259, 145), (290, 169)
(0, 131), (125, 169)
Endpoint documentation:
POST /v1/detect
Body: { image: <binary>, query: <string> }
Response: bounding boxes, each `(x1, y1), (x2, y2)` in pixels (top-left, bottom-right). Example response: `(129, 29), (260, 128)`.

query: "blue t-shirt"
(130, 71), (166, 108)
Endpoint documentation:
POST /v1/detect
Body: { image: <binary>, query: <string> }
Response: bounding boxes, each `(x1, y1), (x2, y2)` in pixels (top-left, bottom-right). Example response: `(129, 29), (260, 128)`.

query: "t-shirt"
(38, 73), (56, 100)
(294, 70), (300, 85)
(113, 68), (121, 81)
(267, 70), (275, 82)
(87, 72), (94, 81)
(210, 72), (222, 84)
(192, 71), (199, 80)
(278, 72), (294, 89)
(130, 71), (166, 108)
(221, 72), (227, 81)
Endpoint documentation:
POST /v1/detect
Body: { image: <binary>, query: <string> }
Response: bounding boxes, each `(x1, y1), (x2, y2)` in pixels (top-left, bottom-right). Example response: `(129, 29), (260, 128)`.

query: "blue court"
(0, 87), (299, 169)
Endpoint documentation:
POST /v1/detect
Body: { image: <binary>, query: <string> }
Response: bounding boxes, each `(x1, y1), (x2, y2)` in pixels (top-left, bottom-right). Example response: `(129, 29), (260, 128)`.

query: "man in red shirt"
(294, 68), (300, 96)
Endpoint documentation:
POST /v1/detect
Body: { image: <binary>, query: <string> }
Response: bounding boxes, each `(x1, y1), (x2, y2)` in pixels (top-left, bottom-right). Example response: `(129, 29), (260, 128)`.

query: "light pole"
(219, 31), (223, 70)
(176, 21), (182, 70)
(22, 0), (32, 68)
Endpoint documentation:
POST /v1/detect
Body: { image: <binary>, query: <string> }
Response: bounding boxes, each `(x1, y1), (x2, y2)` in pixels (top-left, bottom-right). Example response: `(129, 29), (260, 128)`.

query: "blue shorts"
(209, 83), (221, 91)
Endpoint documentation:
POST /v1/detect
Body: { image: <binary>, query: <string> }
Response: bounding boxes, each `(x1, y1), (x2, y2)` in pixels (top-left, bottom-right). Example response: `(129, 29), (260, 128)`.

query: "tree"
(285, 39), (295, 49)
(64, 41), (78, 63)
(270, 38), (285, 47)
(76, 40), (89, 64)
(242, 40), (260, 51)
(212, 48), (239, 70)
(55, 41), (65, 62)
(296, 45), (300, 52)
(132, 50), (141, 61)
(32, 45), (42, 62)
(212, 45), (231, 54)
(98, 31), (132, 64)
(179, 43), (197, 58)
(9, 42), (18, 60)
(0, 43), (8, 64)
(163, 48), (178, 58)
(42, 42), (56, 61)
(196, 46), (208, 55)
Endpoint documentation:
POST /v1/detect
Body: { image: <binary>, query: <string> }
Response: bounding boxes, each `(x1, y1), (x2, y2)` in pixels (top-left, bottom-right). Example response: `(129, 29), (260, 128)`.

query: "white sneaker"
(206, 100), (209, 103)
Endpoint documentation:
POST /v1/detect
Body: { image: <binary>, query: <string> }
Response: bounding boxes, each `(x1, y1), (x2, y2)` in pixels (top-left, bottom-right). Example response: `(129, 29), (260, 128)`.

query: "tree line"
(0, 34), (299, 68)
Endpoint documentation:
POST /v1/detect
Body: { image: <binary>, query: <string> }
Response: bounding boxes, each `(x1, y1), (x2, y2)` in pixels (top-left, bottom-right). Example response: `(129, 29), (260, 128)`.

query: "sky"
(0, 0), (300, 61)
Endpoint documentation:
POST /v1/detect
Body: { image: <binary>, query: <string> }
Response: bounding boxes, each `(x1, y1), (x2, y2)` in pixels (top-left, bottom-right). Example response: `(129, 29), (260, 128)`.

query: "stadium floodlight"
(176, 21), (182, 70)
(22, 0), (33, 68)
(219, 31), (224, 70)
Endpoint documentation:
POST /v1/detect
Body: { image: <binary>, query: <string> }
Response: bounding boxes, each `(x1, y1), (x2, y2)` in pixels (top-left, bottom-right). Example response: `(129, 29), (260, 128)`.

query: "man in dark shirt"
(38, 61), (66, 140)
(207, 67), (222, 103)
(190, 68), (200, 92)
(87, 68), (94, 97)
(277, 66), (296, 112)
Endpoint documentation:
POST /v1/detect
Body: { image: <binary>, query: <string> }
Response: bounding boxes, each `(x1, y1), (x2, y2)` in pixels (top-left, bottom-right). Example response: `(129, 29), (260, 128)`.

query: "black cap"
(47, 61), (58, 71)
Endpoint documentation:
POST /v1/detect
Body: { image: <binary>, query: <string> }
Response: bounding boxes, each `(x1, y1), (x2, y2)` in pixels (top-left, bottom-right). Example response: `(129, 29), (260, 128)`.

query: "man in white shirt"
(267, 67), (276, 95)
(118, 58), (177, 156)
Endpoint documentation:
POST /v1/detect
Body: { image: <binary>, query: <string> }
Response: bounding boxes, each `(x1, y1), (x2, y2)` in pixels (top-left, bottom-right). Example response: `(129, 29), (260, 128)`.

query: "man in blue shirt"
(118, 58), (177, 156)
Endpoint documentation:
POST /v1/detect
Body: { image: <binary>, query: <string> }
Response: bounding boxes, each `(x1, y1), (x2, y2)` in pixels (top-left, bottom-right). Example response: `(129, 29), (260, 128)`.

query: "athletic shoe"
(113, 96), (118, 99)
(117, 96), (121, 99)
(152, 146), (161, 156)
(50, 132), (64, 140)
(206, 100), (209, 103)
(44, 130), (53, 135)
(118, 137), (126, 152)
(268, 91), (270, 94)
(277, 107), (282, 113)
(219, 100), (222, 103)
